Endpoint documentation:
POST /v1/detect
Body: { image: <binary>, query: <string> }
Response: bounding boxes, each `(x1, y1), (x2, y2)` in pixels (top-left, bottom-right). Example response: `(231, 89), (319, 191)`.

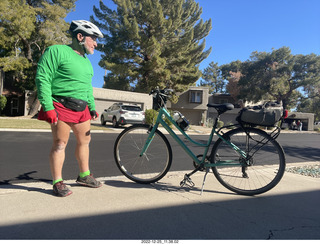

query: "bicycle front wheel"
(114, 124), (172, 184)
(211, 127), (285, 195)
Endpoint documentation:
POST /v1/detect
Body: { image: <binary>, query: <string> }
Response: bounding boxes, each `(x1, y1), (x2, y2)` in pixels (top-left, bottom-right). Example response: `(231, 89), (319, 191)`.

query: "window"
(111, 105), (119, 111)
(189, 91), (202, 103)
(121, 105), (142, 111)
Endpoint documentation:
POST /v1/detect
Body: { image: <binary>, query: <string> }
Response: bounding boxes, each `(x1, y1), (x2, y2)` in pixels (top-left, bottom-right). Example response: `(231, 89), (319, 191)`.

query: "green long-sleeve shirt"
(35, 45), (95, 111)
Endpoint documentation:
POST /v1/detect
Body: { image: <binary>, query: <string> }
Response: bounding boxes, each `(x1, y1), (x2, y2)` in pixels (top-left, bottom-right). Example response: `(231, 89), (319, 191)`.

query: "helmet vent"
(83, 24), (92, 29)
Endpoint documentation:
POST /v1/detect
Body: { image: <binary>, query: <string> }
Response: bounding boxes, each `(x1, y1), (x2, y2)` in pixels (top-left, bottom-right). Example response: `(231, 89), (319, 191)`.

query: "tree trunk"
(28, 91), (40, 116)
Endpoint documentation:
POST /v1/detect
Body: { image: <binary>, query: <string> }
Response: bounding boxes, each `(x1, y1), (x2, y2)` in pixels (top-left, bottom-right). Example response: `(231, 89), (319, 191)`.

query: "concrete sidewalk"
(1, 168), (319, 240)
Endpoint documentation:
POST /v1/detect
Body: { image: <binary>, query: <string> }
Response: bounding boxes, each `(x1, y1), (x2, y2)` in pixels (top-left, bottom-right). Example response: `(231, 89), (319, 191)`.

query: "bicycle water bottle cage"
(207, 103), (234, 115)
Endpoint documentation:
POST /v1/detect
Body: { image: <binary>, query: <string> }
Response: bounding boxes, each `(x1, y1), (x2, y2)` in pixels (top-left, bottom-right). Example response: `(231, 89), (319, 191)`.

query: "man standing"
(297, 120), (303, 131)
(36, 20), (103, 197)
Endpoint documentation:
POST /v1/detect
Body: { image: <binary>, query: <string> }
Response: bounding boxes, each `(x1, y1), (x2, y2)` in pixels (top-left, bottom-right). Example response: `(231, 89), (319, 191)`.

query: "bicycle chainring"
(193, 154), (210, 171)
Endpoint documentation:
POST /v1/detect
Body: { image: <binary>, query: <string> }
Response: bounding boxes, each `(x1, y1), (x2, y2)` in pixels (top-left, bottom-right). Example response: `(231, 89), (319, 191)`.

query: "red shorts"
(38, 101), (91, 123)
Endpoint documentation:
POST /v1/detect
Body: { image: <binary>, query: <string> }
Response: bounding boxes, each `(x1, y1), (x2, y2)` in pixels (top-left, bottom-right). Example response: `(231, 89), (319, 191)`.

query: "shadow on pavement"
(1, 188), (319, 240)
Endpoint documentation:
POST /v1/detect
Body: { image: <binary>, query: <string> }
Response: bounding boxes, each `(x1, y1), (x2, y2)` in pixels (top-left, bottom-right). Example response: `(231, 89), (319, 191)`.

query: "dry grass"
(0, 116), (111, 131)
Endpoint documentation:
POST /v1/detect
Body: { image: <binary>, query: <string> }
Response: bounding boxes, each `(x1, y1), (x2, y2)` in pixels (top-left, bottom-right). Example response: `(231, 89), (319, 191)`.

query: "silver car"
(101, 103), (145, 127)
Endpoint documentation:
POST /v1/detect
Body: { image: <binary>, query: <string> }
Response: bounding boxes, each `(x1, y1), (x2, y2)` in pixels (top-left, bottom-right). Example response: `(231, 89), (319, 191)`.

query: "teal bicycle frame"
(140, 106), (247, 168)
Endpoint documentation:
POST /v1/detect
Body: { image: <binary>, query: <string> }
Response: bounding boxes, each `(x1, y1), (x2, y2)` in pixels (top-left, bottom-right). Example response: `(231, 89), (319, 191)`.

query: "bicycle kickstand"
(200, 167), (210, 195)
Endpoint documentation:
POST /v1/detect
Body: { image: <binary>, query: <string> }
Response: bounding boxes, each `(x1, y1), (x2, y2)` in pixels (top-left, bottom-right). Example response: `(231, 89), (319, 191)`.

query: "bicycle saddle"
(207, 103), (234, 114)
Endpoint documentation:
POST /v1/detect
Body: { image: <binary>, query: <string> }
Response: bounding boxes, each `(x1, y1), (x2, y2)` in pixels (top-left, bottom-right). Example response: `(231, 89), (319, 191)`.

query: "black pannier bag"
(237, 101), (283, 126)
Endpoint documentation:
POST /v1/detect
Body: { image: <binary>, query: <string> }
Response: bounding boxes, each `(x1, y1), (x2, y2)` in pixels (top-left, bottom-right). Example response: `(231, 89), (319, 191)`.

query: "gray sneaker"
(53, 181), (73, 197)
(76, 174), (102, 188)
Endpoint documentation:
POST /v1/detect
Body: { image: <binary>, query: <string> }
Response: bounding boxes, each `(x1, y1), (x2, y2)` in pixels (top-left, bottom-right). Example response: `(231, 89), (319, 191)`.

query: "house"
(168, 89), (242, 126)
(18, 86), (317, 131)
(0, 71), (25, 116)
(282, 112), (314, 131)
(167, 87), (209, 125)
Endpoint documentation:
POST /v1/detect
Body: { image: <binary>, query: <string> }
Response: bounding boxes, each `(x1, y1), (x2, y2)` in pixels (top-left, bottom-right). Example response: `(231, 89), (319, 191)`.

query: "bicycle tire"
(211, 127), (285, 195)
(114, 124), (172, 184)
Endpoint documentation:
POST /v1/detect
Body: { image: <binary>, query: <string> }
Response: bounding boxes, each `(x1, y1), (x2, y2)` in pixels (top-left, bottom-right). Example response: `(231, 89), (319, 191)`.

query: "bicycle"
(113, 88), (286, 196)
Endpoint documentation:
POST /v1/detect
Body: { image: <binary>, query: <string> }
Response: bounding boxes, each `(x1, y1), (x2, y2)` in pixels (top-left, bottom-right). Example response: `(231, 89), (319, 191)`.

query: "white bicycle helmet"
(69, 20), (103, 38)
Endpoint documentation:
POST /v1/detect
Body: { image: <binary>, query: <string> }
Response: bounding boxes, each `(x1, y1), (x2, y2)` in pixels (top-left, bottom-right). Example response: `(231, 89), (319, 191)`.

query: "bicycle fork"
(139, 125), (157, 157)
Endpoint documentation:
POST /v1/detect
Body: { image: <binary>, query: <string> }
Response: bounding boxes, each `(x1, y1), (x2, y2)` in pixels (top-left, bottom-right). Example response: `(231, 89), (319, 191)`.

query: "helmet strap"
(77, 34), (88, 54)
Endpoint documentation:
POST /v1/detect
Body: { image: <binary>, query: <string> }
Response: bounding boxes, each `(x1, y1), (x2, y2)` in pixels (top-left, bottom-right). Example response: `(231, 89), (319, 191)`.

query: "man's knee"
(52, 141), (67, 152)
(78, 133), (91, 146)
(78, 138), (91, 147)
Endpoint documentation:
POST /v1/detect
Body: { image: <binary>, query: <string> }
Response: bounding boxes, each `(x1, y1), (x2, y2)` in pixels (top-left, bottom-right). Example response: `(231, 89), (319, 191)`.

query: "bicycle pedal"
(180, 174), (195, 188)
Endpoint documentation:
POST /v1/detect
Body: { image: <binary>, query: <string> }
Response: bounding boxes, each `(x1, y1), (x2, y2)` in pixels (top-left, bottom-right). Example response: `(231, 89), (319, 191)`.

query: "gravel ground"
(286, 164), (320, 178)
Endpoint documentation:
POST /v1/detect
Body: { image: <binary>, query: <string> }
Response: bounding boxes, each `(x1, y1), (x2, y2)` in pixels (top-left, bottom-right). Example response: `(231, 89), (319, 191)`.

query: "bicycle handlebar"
(149, 87), (173, 108)
(149, 87), (173, 96)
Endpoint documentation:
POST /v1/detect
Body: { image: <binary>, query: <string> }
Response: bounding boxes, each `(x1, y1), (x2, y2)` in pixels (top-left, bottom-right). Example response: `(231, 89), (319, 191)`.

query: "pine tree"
(200, 62), (225, 94)
(92, 0), (212, 94)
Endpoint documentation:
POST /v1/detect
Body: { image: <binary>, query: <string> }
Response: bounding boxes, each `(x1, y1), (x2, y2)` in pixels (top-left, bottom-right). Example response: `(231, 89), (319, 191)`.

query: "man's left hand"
(90, 110), (99, 120)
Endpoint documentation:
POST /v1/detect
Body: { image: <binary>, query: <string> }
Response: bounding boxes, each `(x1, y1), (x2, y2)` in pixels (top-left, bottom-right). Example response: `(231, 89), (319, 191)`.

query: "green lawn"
(0, 117), (111, 131)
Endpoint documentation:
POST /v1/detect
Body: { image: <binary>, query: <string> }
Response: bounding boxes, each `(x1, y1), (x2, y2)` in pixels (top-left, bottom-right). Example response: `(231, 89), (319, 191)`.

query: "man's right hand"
(44, 109), (58, 124)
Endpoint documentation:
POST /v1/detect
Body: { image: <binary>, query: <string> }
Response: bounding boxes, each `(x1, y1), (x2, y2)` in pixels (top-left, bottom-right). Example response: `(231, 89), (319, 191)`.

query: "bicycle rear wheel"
(211, 127), (285, 195)
(114, 124), (172, 184)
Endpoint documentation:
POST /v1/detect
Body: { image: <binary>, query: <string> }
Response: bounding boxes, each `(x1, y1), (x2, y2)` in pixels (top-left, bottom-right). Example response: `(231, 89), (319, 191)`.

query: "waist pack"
(53, 96), (88, 112)
(237, 101), (283, 126)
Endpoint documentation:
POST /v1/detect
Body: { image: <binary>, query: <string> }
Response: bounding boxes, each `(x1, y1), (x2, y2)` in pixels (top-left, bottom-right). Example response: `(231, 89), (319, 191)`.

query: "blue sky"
(65, 0), (320, 88)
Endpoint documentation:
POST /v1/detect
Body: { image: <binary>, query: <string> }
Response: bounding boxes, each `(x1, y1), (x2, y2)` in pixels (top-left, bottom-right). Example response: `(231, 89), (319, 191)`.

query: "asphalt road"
(0, 130), (319, 184)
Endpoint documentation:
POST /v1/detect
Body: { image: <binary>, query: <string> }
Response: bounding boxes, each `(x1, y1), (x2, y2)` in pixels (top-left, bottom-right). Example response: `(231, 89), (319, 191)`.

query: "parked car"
(314, 121), (320, 130)
(101, 103), (145, 127)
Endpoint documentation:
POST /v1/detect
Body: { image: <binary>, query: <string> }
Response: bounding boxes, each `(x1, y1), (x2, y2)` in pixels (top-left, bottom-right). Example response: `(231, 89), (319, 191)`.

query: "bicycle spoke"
(114, 125), (172, 183)
(212, 127), (285, 195)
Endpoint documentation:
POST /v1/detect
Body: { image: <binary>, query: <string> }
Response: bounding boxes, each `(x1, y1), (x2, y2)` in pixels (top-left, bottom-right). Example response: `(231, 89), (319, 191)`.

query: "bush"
(145, 109), (173, 127)
(145, 109), (158, 125)
(0, 95), (7, 112)
(164, 110), (173, 127)
(217, 120), (224, 128)
(226, 122), (236, 130)
(206, 118), (214, 128)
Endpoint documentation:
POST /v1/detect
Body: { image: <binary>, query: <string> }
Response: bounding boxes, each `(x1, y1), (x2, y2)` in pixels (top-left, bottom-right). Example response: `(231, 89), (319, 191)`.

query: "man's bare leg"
(50, 120), (71, 182)
(71, 119), (91, 173)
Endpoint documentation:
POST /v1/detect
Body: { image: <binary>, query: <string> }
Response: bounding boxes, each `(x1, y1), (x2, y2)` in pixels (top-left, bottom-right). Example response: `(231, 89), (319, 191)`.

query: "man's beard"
(84, 43), (94, 55)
